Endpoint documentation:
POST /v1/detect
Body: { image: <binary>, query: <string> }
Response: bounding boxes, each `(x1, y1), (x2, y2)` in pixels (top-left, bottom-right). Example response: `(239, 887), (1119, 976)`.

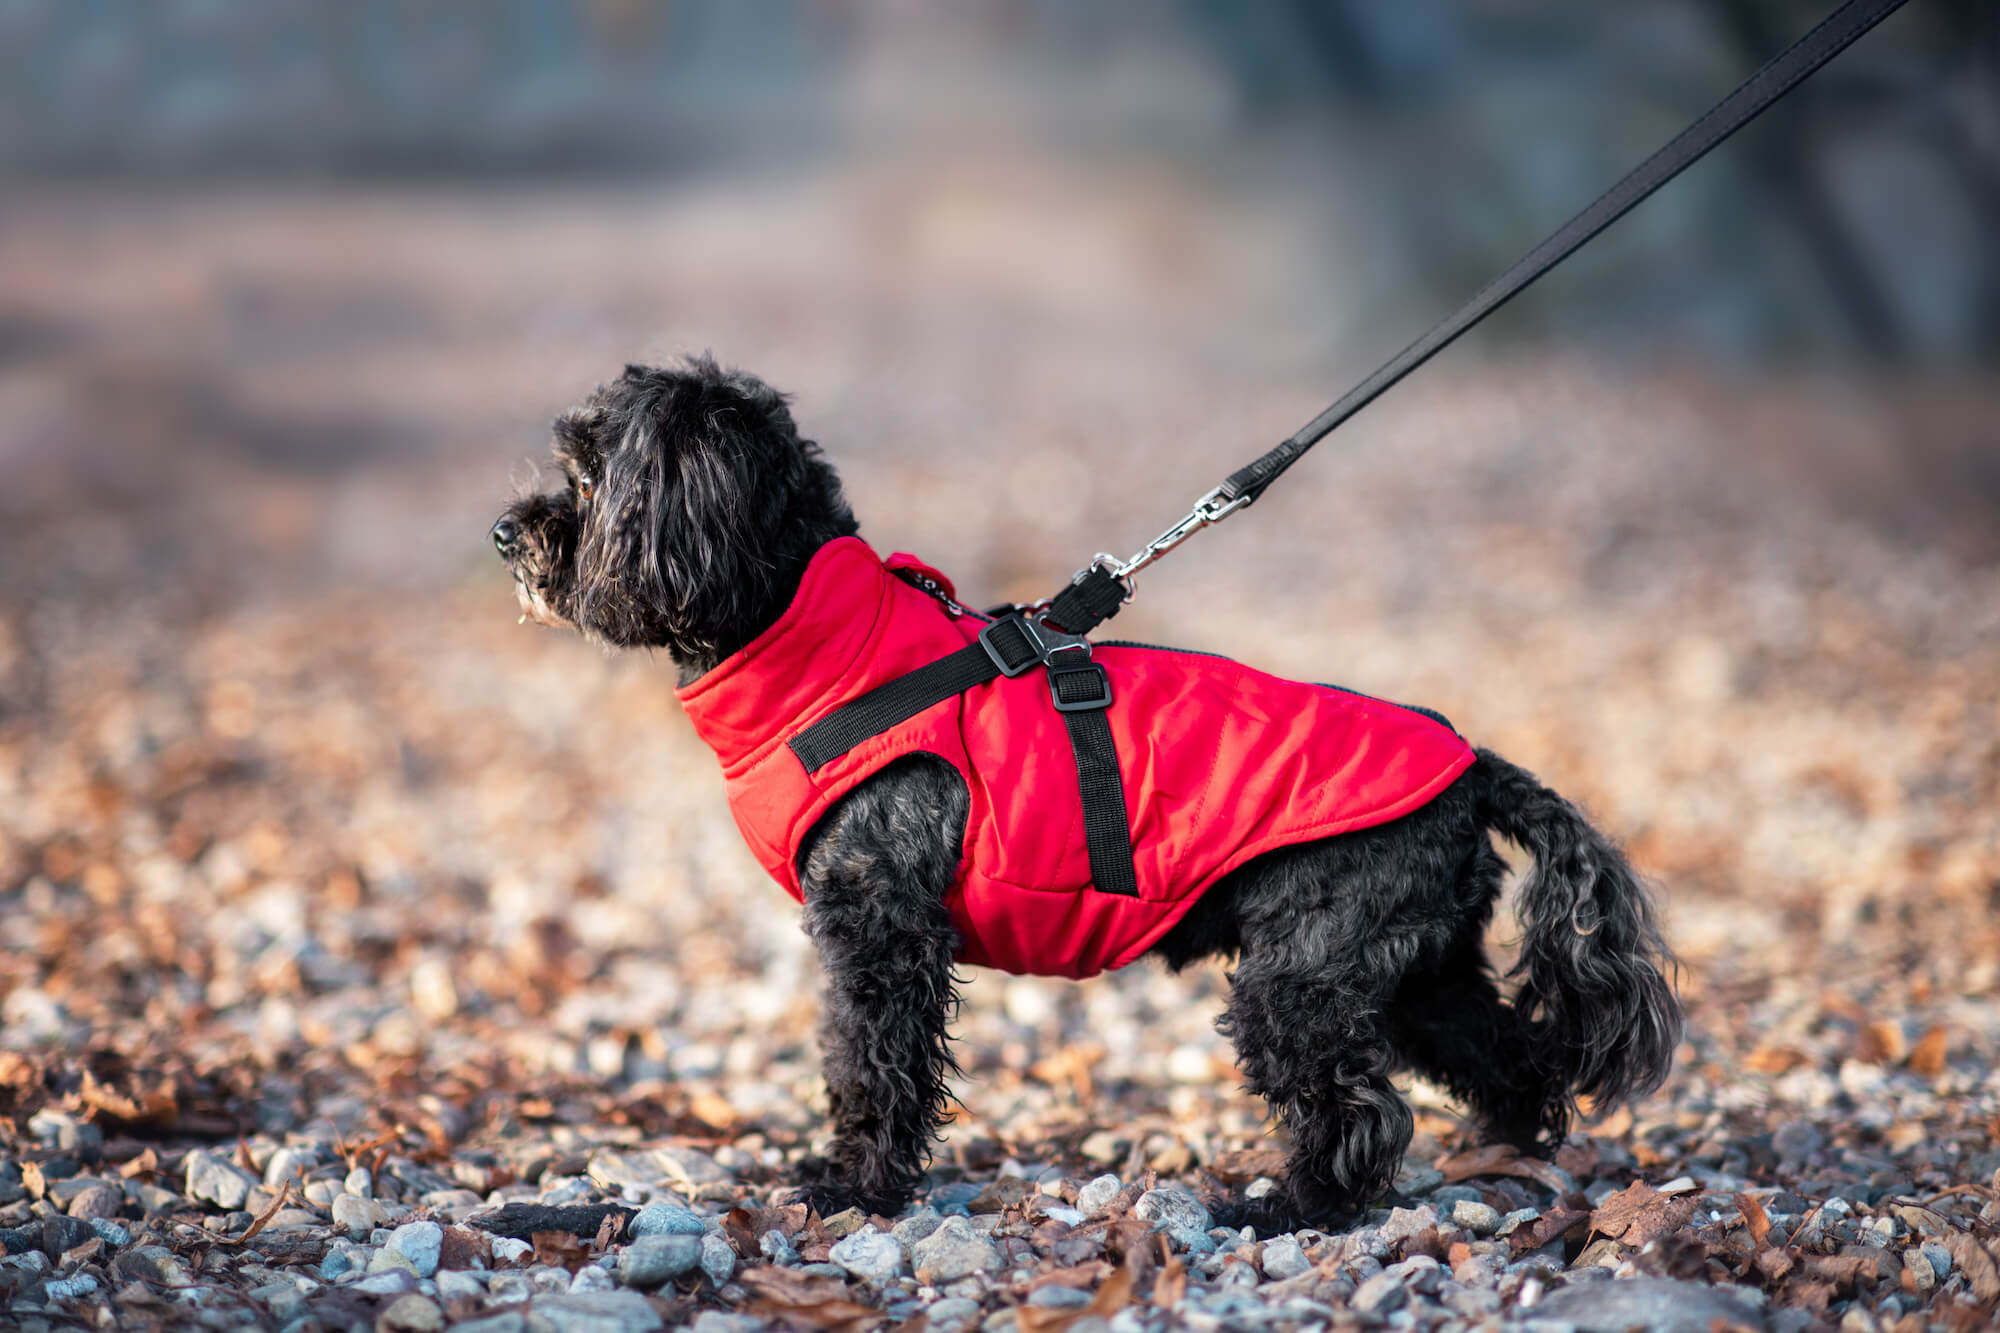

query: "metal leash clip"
(1101, 484), (1253, 596)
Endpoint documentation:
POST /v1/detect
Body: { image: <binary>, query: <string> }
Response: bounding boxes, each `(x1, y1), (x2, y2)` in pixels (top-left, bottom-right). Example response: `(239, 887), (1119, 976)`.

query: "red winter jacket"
(677, 537), (1474, 979)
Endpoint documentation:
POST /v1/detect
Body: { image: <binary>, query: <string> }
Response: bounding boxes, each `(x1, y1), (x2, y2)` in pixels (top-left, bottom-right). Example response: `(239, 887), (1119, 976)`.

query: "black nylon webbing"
(789, 642), (1001, 773)
(1060, 707), (1138, 897)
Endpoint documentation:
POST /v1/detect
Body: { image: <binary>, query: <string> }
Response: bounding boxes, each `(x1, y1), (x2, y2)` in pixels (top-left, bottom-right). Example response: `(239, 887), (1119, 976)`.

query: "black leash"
(1043, 0), (1912, 638)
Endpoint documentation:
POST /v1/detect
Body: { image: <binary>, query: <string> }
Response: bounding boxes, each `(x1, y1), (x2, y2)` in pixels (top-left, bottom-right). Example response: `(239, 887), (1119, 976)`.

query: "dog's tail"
(1470, 748), (1680, 1112)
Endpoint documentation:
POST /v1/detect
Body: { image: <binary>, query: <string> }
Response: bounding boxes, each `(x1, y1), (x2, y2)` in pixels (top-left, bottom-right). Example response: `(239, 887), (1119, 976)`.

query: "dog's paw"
(1211, 1183), (1362, 1235)
(783, 1156), (914, 1219)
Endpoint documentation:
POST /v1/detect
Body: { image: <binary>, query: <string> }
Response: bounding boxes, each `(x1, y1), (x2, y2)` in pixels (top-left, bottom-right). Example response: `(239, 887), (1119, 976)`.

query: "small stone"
(1134, 1185), (1210, 1235)
(929, 1181), (983, 1214)
(523, 1290), (664, 1332)
(379, 1293), (444, 1332)
(456, 1313), (528, 1333)
(527, 1264), (573, 1293)
(387, 1220), (444, 1278)
(1260, 1234), (1310, 1280)
(44, 1273), (100, 1302)
(437, 1269), (488, 1304)
(184, 1149), (258, 1211)
(248, 1279), (310, 1319)
(304, 1180), (341, 1207)
(927, 1297), (983, 1331)
(29, 1109), (103, 1158)
(569, 1265), (617, 1294)
(113, 1244), (191, 1288)
(760, 1228), (798, 1264)
(351, 1269), (420, 1297)
(88, 1218), (130, 1248)
(1028, 1284), (1092, 1308)
(1922, 1241), (1951, 1283)
(690, 1314), (769, 1333)
(263, 1146), (310, 1188)
(332, 1193), (382, 1235)
(1352, 1267), (1406, 1315)
(830, 1230), (905, 1285)
(619, 1234), (701, 1288)
(369, 1245), (420, 1276)
(699, 1230), (735, 1285)
(1080, 1131), (1128, 1165)
(345, 1167), (374, 1198)
(1244, 1177), (1277, 1200)
(1452, 1200), (1503, 1235)
(913, 1215), (1004, 1282)
(63, 1182), (124, 1220)
(1040, 1205), (1084, 1226)
(892, 1207), (943, 1247)
(628, 1201), (706, 1238)
(1534, 1276), (1764, 1333)
(818, 1206), (867, 1238)
(489, 1271), (534, 1303)
(1494, 1206), (1540, 1237)
(492, 1236), (534, 1265)
(1377, 1205), (1439, 1247)
(1076, 1175), (1124, 1218)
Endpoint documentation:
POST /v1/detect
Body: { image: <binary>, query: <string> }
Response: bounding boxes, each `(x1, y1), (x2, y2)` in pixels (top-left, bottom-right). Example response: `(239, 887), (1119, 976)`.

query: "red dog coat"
(677, 537), (1474, 979)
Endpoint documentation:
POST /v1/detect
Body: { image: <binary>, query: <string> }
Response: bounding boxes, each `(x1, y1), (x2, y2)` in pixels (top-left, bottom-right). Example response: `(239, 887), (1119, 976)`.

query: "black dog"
(493, 357), (1679, 1226)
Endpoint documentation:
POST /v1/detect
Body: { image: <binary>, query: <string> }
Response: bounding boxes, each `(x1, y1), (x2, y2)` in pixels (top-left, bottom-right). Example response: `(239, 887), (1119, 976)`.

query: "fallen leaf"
(1907, 1025), (1949, 1077)
(531, 1230), (590, 1272)
(1754, 1247), (1795, 1281)
(592, 1211), (622, 1251)
(1949, 1233), (2000, 1303)
(1438, 1143), (1570, 1195)
(1508, 1207), (1588, 1254)
(1737, 1193), (1771, 1248)
(1019, 1263), (1133, 1333)
(1590, 1181), (1660, 1239)
(1744, 1045), (1811, 1076)
(1854, 1020), (1907, 1065)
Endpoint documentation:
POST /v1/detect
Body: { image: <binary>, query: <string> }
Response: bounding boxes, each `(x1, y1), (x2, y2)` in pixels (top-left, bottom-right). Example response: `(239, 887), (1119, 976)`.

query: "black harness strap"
(787, 611), (1140, 898)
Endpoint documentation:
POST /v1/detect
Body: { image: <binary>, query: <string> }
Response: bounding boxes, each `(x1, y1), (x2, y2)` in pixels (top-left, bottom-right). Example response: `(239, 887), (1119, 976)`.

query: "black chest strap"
(787, 613), (1139, 898)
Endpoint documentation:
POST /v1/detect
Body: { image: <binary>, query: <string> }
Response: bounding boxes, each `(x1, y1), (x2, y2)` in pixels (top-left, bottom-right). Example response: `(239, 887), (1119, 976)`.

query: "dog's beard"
(511, 574), (572, 629)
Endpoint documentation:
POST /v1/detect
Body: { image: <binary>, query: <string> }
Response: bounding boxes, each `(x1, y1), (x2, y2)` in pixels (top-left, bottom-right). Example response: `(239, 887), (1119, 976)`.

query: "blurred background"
(2, 0), (1998, 1184)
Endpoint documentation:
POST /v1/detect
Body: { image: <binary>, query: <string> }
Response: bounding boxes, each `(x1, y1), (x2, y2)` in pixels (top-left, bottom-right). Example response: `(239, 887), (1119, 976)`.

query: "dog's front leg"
(792, 757), (967, 1217)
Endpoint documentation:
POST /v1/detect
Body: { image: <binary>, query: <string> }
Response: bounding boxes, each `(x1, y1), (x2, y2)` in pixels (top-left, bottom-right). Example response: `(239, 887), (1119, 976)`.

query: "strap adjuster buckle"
(980, 613), (1093, 679)
(1048, 661), (1113, 712)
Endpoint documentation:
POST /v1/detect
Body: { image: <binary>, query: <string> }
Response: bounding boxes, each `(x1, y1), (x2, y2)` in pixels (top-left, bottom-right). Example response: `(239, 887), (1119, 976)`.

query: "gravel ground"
(1, 172), (1997, 1332)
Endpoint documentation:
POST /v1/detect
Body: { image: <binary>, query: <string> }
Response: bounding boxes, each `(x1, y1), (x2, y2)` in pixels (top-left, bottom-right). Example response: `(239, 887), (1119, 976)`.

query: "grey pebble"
(1027, 1284), (1092, 1308)
(619, 1234), (702, 1288)
(913, 1215), (1004, 1281)
(386, 1220), (443, 1278)
(522, 1290), (664, 1333)
(926, 1297), (984, 1332)
(452, 1313), (528, 1333)
(1452, 1200), (1503, 1235)
(1076, 1174), (1124, 1218)
(690, 1313), (769, 1333)
(699, 1230), (735, 1285)
(184, 1149), (258, 1211)
(88, 1218), (130, 1247)
(629, 1200), (706, 1238)
(44, 1273), (100, 1301)
(492, 1236), (534, 1265)
(831, 1229), (905, 1285)
(760, 1228), (798, 1265)
(1533, 1276), (1767, 1333)
(331, 1193), (381, 1235)
(1133, 1184), (1210, 1234)
(568, 1265), (617, 1294)
(892, 1207), (943, 1246)
(1260, 1234), (1310, 1280)
(349, 1268), (419, 1297)
(436, 1269), (488, 1302)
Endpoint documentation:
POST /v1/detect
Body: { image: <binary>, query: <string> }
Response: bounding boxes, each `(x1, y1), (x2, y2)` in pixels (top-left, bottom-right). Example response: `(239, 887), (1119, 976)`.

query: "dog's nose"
(491, 519), (520, 556)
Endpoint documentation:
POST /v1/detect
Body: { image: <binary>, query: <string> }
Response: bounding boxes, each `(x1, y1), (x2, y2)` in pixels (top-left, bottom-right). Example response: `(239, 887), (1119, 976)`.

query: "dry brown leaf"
(1438, 1143), (1571, 1195)
(1018, 1263), (1134, 1333)
(119, 1146), (160, 1181)
(1509, 1207), (1589, 1254)
(1589, 1180), (1660, 1239)
(1754, 1247), (1795, 1282)
(592, 1211), (623, 1251)
(1030, 1262), (1114, 1292)
(1153, 1242), (1186, 1310)
(1855, 1020), (1907, 1066)
(1744, 1045), (1811, 1076)
(1737, 1192), (1771, 1248)
(238, 1180), (291, 1245)
(1948, 1232), (2000, 1303)
(530, 1230), (590, 1272)
(1907, 1025), (1950, 1077)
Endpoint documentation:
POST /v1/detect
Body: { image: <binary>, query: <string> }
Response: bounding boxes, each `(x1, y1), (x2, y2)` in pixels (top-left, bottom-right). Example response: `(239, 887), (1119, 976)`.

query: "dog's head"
(493, 358), (857, 675)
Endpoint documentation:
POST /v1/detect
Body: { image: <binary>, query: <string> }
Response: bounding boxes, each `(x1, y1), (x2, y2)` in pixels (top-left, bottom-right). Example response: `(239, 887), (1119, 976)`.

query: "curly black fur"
(494, 358), (1681, 1226)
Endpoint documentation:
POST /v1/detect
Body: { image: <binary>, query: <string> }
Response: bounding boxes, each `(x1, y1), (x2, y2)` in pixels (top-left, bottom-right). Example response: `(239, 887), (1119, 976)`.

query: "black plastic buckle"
(980, 613), (1095, 679)
(1048, 660), (1113, 712)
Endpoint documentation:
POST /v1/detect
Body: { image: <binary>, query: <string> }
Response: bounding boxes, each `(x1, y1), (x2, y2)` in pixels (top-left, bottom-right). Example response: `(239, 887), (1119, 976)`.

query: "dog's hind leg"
(792, 756), (968, 1217)
(1387, 919), (1570, 1156)
(1218, 873), (1420, 1224)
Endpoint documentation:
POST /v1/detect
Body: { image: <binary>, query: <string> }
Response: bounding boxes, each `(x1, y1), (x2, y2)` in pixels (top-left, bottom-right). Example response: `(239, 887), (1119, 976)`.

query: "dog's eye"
(576, 473), (595, 502)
